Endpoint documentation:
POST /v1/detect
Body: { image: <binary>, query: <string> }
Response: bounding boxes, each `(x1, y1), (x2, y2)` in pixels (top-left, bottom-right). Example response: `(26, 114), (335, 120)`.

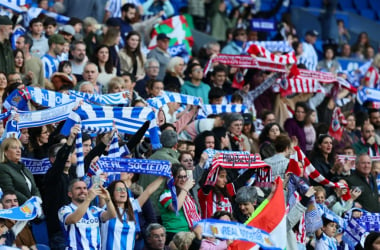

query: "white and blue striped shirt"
(41, 53), (59, 79)
(101, 208), (136, 250)
(58, 203), (104, 250)
(299, 42), (318, 71)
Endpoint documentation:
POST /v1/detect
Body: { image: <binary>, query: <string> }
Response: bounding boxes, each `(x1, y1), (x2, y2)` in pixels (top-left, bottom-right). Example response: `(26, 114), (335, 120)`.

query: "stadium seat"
(338, 0), (354, 10)
(353, 0), (369, 10)
(369, 0), (380, 9)
(260, 1), (273, 11)
(343, 8), (358, 14)
(308, 0), (323, 8)
(292, 0), (307, 7)
(359, 9), (376, 20)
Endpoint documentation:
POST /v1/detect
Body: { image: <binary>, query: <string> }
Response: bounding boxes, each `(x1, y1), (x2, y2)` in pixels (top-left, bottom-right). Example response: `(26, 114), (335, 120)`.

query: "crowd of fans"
(0, 0), (380, 249)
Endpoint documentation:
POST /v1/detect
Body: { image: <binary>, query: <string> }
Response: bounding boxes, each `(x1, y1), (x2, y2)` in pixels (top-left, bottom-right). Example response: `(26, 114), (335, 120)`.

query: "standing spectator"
(340, 43), (351, 58)
(284, 102), (308, 153)
(352, 32), (371, 60)
(317, 46), (342, 74)
(0, 16), (15, 75)
(337, 19), (350, 48)
(81, 62), (103, 94)
(108, 3), (137, 45)
(181, 63), (210, 104)
(221, 28), (247, 55)
(44, 125), (78, 250)
(119, 31), (146, 80)
(298, 30), (319, 71)
(363, 54), (380, 89)
(83, 17), (102, 59)
(102, 27), (121, 75)
(70, 41), (88, 82)
(43, 17), (57, 38)
(346, 154), (380, 212)
(92, 45), (117, 87)
(41, 34), (65, 79)
(58, 179), (116, 249)
(259, 123), (283, 160)
(15, 35), (44, 88)
(142, 0), (175, 19)
(264, 134), (292, 179)
(147, 33), (171, 81)
(28, 18), (49, 59)
(369, 109), (380, 136)
(13, 49), (32, 86)
(58, 25), (75, 44)
(210, 0), (236, 42)
(135, 59), (160, 99)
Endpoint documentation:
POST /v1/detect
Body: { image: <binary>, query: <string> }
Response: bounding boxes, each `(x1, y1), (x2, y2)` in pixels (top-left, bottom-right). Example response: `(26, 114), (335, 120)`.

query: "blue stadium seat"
(359, 9), (376, 20)
(369, 0), (380, 9)
(344, 8), (358, 14)
(292, 0), (307, 7)
(353, 0), (369, 10)
(338, 0), (354, 10)
(308, 0), (323, 8)
(260, 1), (273, 11)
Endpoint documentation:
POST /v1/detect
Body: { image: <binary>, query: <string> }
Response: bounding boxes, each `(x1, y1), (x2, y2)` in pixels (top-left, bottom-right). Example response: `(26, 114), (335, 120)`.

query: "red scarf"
(182, 195), (201, 228)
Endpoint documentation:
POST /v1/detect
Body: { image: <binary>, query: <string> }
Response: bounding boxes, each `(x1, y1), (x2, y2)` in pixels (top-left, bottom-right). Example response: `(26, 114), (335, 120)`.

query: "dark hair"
(29, 18), (43, 27)
(68, 17), (83, 26)
(310, 134), (335, 164)
(322, 217), (335, 227)
(1, 190), (17, 203)
(107, 180), (135, 222)
(93, 45), (114, 74)
(232, 28), (246, 39)
(48, 143), (64, 159)
(43, 16), (57, 27)
(13, 48), (25, 73)
(212, 210), (233, 220)
(355, 111), (369, 128)
(364, 232), (380, 250)
(194, 131), (216, 163)
(123, 31), (144, 69)
(159, 123), (176, 132)
(258, 123), (284, 144)
(58, 60), (72, 73)
(121, 72), (136, 83)
(21, 35), (34, 48)
(260, 109), (275, 121)
(212, 64), (227, 76)
(295, 101), (308, 113)
(212, 127), (228, 150)
(208, 87), (225, 103)
(231, 92), (243, 103)
(121, 3), (136, 12)
(273, 134), (291, 152)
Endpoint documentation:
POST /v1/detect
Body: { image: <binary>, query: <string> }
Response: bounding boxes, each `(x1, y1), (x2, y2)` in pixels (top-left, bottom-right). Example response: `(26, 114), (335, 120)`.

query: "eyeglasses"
(115, 187), (127, 192)
(192, 68), (203, 73)
(177, 175), (188, 180)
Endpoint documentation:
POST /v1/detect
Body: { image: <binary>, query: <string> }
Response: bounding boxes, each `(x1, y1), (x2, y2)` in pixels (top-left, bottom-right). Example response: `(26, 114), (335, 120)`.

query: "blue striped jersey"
(315, 232), (338, 250)
(298, 42), (318, 71)
(101, 208), (136, 250)
(41, 53), (59, 79)
(58, 203), (104, 250)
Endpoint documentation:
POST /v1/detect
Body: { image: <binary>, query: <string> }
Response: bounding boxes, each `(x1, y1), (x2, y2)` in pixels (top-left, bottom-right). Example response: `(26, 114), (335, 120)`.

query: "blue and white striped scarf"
(198, 104), (247, 119)
(17, 101), (76, 129)
(146, 92), (201, 109)
(69, 90), (130, 106)
(75, 130), (85, 177)
(28, 87), (74, 108)
(61, 103), (161, 149)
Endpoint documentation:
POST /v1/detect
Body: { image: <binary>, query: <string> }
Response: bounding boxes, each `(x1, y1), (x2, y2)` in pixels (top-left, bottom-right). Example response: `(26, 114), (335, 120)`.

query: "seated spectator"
(181, 63), (210, 104)
(146, 79), (164, 98)
(0, 138), (40, 204)
(144, 223), (170, 250)
(1, 191), (37, 249)
(353, 123), (380, 156)
(352, 32), (371, 60)
(317, 46), (342, 75)
(163, 56), (185, 92)
(135, 59), (160, 99)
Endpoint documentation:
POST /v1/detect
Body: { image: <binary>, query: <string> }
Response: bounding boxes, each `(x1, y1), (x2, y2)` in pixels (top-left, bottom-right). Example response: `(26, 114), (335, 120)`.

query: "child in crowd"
(315, 217), (340, 250)
(0, 218), (15, 247)
(314, 186), (326, 205)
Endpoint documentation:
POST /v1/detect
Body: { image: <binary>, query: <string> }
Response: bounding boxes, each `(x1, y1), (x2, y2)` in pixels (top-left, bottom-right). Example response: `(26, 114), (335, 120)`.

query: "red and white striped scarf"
(328, 107), (346, 141)
(206, 153), (269, 186)
(276, 77), (325, 96)
(246, 43), (297, 64)
(182, 195), (201, 228)
(291, 146), (345, 189)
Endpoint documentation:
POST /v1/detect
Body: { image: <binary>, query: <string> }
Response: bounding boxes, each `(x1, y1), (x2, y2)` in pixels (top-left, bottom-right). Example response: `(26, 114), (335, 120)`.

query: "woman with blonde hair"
(163, 56), (185, 92)
(0, 138), (40, 204)
(107, 76), (126, 94)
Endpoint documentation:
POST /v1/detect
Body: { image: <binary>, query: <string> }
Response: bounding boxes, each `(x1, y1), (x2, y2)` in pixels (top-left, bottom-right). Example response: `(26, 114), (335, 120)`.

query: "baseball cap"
(59, 24), (75, 36)
(157, 33), (170, 41)
(305, 30), (319, 37)
(0, 16), (12, 25)
(48, 34), (66, 45)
